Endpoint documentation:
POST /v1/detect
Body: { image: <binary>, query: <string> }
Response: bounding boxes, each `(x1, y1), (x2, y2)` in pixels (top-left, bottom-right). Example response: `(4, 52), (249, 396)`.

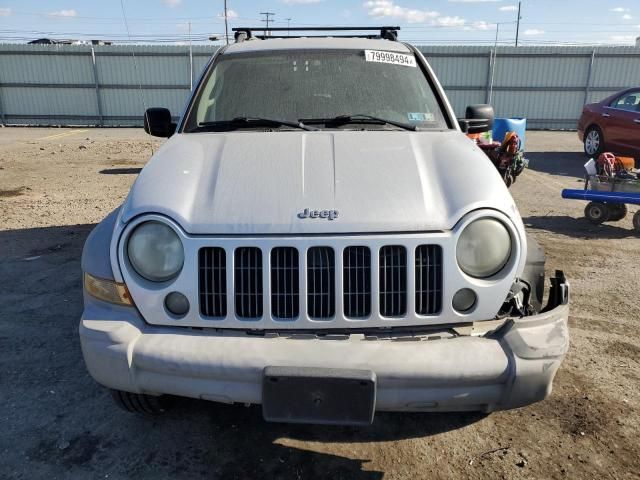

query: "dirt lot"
(1, 127), (638, 480)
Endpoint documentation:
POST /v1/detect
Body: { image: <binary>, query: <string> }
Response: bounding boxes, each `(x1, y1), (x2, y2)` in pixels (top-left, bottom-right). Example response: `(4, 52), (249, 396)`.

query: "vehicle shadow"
(0, 223), (487, 480)
(523, 214), (637, 239)
(99, 167), (142, 175)
(526, 152), (587, 178)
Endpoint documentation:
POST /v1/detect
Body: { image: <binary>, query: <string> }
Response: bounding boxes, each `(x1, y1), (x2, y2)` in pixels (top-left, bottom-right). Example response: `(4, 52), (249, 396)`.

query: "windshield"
(183, 49), (449, 132)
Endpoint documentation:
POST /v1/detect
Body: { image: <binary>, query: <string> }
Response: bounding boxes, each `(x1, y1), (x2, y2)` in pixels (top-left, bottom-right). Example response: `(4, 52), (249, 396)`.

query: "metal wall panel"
(419, 45), (640, 128)
(0, 44), (638, 129)
(442, 90), (486, 116)
(1, 86), (97, 116)
(99, 88), (188, 116)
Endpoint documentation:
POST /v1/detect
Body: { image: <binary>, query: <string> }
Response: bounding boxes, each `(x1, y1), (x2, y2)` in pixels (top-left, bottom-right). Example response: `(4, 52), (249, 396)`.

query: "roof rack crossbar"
(232, 26), (400, 32)
(232, 26), (400, 42)
(254, 34), (380, 40)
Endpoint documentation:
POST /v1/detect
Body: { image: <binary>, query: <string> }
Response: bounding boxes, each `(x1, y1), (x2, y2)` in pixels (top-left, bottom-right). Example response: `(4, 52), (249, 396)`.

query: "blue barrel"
(493, 118), (527, 151)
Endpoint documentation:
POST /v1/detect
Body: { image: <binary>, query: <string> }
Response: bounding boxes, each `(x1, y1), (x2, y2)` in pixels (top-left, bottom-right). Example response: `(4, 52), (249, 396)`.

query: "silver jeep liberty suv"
(79, 26), (569, 425)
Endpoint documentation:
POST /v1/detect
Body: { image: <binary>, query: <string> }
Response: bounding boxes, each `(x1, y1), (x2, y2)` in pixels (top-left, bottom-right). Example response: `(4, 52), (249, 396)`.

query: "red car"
(578, 88), (640, 159)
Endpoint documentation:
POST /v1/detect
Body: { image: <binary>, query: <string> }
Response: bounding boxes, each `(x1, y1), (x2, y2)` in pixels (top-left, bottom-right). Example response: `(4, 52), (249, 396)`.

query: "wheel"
(583, 126), (604, 157)
(584, 201), (610, 224)
(111, 389), (169, 415)
(607, 203), (628, 221)
(633, 211), (640, 233)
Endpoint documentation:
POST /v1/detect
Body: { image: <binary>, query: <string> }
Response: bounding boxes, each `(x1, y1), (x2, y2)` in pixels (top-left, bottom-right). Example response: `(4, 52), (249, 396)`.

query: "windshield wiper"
(196, 116), (315, 132)
(300, 114), (417, 131)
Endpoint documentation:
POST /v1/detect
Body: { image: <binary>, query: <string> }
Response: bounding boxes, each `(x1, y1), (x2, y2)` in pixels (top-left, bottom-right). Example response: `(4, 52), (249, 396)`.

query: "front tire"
(585, 201), (610, 224)
(584, 126), (604, 157)
(111, 389), (169, 415)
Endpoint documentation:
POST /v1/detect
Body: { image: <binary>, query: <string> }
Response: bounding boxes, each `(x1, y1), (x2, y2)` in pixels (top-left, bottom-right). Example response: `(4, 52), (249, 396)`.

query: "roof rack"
(232, 26), (401, 43)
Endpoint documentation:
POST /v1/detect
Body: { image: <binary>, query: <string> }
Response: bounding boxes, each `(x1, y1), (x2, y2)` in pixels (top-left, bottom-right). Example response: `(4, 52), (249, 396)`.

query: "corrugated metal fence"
(0, 43), (638, 129)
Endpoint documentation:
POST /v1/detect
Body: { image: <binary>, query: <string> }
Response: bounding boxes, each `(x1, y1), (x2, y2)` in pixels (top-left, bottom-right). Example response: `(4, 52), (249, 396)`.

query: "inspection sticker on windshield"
(364, 50), (416, 67)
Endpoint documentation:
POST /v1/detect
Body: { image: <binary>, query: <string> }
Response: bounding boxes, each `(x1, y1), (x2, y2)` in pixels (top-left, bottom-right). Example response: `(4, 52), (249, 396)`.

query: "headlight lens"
(127, 221), (184, 282)
(456, 218), (512, 278)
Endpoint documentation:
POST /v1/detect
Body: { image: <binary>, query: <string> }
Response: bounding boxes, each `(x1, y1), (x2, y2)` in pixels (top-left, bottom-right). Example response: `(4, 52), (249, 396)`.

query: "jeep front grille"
(343, 246), (371, 318)
(379, 246), (407, 317)
(415, 245), (443, 315)
(198, 242), (443, 325)
(307, 247), (335, 319)
(234, 247), (263, 318)
(271, 247), (299, 319)
(198, 247), (227, 317)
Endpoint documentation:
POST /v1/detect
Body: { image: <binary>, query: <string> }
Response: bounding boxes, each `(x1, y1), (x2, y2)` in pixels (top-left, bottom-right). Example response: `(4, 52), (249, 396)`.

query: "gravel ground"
(0, 127), (638, 480)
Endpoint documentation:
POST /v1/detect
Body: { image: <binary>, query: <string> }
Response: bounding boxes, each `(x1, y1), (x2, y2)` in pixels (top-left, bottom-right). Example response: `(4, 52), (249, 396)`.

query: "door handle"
(601, 113), (611, 118)
(635, 119), (640, 124)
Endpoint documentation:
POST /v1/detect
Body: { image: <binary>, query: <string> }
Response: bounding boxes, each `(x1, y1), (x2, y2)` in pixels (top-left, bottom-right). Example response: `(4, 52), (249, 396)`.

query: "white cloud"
(611, 34), (635, 42)
(49, 9), (77, 17)
(0, 7), (11, 16)
(610, 7), (629, 12)
(364, 0), (439, 23)
(622, 13), (633, 19)
(470, 20), (495, 30)
(499, 5), (518, 11)
(436, 15), (466, 27)
(280, 0), (323, 4)
(524, 28), (545, 35)
(163, 0), (182, 7)
(342, 9), (352, 17)
(217, 8), (238, 18)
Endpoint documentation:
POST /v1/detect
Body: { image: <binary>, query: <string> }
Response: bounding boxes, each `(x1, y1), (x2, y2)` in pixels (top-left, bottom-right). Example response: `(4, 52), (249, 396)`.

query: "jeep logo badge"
(297, 208), (339, 220)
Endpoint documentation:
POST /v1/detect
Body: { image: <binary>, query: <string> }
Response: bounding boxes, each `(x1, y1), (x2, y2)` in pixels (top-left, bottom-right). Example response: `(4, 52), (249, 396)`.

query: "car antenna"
(119, 0), (154, 156)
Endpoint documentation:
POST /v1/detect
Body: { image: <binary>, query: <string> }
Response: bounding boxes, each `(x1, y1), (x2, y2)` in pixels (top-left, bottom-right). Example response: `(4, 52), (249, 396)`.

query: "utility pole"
(515, 1), (522, 47)
(260, 12), (275, 36)
(489, 23), (500, 104)
(285, 17), (292, 36)
(223, 0), (229, 45)
(188, 21), (193, 90)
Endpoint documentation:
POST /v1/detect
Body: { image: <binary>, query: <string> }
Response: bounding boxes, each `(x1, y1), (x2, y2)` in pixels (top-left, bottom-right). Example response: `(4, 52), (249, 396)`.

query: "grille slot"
(415, 245), (443, 315)
(343, 246), (371, 318)
(198, 247), (227, 317)
(379, 246), (407, 317)
(271, 247), (299, 319)
(234, 247), (263, 318)
(307, 247), (335, 319)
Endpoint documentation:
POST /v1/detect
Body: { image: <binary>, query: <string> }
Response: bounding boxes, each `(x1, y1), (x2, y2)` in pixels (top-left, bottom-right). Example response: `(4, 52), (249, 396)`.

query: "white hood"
(121, 130), (519, 234)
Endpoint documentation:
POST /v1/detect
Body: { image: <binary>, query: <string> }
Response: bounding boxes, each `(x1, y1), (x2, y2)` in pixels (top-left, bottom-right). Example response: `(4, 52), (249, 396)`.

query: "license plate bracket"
(262, 366), (376, 426)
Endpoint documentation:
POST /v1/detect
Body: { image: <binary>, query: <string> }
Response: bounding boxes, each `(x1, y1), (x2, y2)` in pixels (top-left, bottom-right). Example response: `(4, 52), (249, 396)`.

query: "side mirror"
(459, 104), (494, 134)
(144, 108), (176, 137)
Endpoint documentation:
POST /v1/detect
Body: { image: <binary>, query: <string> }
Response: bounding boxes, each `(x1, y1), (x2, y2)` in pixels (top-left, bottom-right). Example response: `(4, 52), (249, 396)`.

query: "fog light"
(165, 292), (189, 316)
(452, 288), (477, 313)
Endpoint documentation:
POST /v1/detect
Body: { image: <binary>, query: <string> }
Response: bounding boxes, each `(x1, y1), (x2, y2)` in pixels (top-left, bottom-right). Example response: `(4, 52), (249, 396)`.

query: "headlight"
(456, 218), (512, 278)
(127, 221), (184, 282)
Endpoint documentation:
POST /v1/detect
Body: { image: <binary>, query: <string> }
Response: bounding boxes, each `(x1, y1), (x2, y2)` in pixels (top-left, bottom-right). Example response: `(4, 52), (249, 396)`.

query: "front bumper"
(79, 280), (569, 414)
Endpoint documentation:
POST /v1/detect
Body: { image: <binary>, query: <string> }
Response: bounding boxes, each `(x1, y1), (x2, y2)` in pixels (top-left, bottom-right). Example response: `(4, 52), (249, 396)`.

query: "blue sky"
(0, 0), (639, 45)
